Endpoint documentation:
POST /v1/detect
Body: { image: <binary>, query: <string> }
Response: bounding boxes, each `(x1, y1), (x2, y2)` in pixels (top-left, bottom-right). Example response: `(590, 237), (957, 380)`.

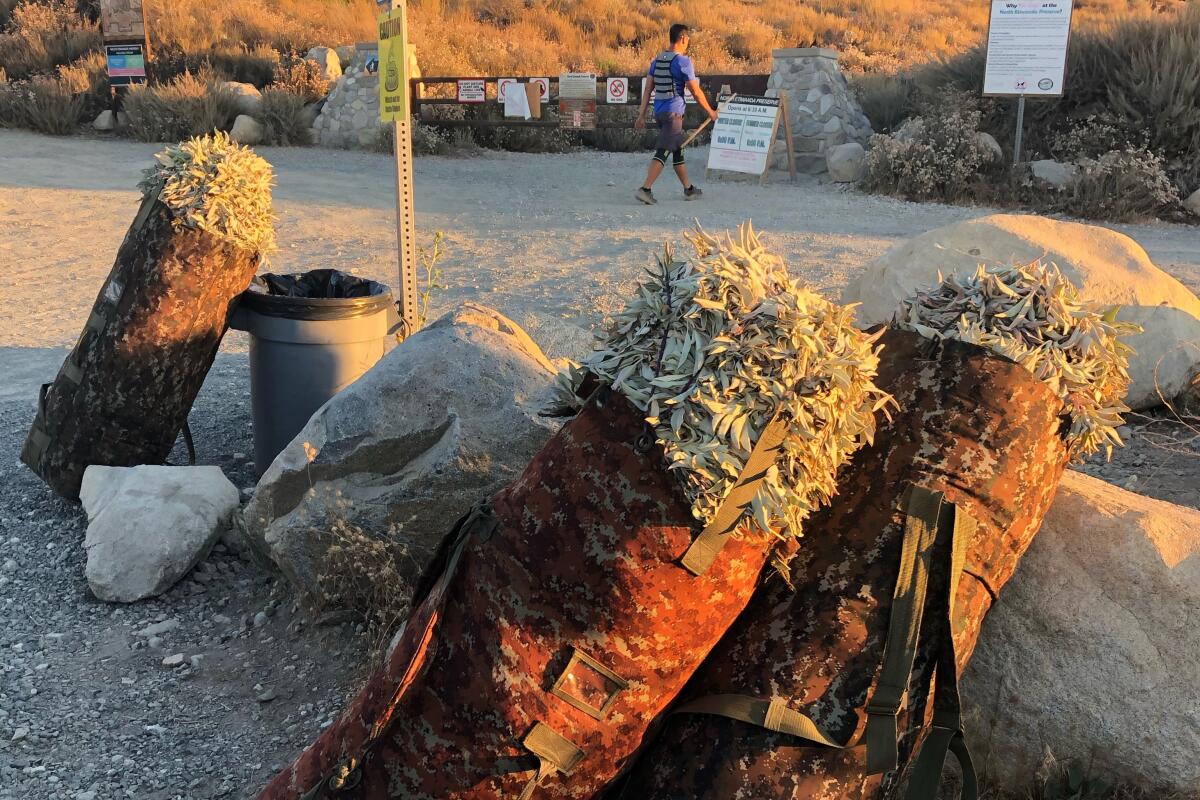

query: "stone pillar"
(312, 44), (385, 149)
(766, 48), (874, 176)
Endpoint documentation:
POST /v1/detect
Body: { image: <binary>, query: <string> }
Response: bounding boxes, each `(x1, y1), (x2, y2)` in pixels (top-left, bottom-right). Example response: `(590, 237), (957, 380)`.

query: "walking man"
(634, 23), (718, 204)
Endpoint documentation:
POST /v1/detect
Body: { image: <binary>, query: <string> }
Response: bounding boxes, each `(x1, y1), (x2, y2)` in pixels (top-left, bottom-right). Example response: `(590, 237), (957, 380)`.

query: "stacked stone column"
(766, 48), (874, 175)
(312, 43), (384, 149)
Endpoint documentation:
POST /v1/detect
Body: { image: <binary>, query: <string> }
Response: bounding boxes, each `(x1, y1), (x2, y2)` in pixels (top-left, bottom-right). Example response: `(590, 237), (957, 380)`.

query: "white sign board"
(983, 0), (1074, 96)
(706, 95), (780, 176)
(641, 77), (654, 103)
(530, 77), (550, 103)
(457, 78), (485, 103)
(497, 77), (520, 102)
(684, 86), (696, 104)
(559, 72), (597, 99)
(606, 77), (629, 104)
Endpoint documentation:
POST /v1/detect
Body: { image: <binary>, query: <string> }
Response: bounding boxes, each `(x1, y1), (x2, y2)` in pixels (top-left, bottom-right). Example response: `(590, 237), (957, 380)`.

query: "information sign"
(104, 42), (146, 86)
(456, 78), (485, 103)
(706, 95), (781, 176)
(377, 5), (409, 122)
(560, 99), (597, 130)
(606, 77), (628, 104)
(558, 73), (597, 99)
(983, 0), (1074, 97)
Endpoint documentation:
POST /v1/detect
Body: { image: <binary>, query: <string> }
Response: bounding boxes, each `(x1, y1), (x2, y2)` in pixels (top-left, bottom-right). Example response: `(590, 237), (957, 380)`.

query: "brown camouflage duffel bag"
(21, 137), (269, 500)
(258, 385), (787, 800)
(613, 328), (1072, 800)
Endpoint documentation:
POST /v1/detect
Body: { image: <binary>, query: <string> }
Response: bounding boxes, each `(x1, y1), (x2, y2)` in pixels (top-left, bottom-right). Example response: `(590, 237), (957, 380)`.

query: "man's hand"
(634, 115), (646, 131)
(707, 107), (718, 122)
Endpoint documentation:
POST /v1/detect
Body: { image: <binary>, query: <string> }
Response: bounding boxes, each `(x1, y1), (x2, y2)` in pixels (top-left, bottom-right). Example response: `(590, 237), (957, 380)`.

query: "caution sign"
(377, 5), (409, 122)
(606, 77), (628, 104)
(457, 78), (485, 103)
(530, 77), (551, 103)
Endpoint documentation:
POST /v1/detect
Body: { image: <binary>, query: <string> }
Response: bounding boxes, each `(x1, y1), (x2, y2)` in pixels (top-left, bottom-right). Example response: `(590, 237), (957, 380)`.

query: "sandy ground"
(0, 129), (1198, 799)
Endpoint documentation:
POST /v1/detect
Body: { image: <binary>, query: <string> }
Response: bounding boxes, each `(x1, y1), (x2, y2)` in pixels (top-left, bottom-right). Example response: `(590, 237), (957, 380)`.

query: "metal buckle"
(550, 647), (628, 720)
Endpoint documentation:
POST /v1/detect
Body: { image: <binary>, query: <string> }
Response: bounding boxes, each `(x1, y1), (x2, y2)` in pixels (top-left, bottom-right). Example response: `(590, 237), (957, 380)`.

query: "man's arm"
(635, 81), (651, 130)
(687, 79), (718, 121)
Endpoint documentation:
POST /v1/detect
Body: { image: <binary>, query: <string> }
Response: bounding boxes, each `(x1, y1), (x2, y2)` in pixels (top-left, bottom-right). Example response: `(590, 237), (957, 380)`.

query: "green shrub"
(271, 54), (329, 104)
(374, 119), (476, 156)
(1056, 148), (1181, 223)
(22, 72), (83, 134)
(0, 79), (28, 128)
(122, 70), (239, 142)
(492, 122), (574, 153)
(259, 86), (311, 146)
(0, 0), (100, 80)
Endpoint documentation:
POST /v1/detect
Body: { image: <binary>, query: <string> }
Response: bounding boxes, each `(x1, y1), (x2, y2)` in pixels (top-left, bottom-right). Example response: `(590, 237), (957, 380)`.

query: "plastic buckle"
(550, 647), (629, 720)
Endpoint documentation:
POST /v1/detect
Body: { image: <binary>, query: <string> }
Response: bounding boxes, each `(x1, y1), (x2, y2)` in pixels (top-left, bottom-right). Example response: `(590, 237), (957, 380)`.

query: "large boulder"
(229, 114), (264, 145)
(1030, 159), (1078, 188)
(92, 110), (115, 131)
(841, 214), (1200, 409)
(80, 466), (239, 603)
(1185, 188), (1200, 217)
(221, 81), (263, 115)
(962, 470), (1200, 792)
(241, 304), (560, 609)
(304, 46), (342, 82)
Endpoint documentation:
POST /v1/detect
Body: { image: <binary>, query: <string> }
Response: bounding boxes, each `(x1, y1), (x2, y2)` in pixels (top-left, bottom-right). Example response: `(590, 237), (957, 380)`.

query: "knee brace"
(653, 148), (670, 165)
(672, 149), (686, 166)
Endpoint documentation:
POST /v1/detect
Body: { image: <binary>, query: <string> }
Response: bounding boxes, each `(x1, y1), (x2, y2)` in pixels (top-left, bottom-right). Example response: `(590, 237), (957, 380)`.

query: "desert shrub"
(1048, 115), (1145, 162)
(862, 96), (998, 202)
(22, 71), (84, 134)
(0, 78), (28, 127)
(271, 54), (330, 104)
(492, 122), (574, 153)
(1056, 148), (1181, 223)
(122, 70), (239, 142)
(578, 104), (653, 152)
(259, 86), (311, 145)
(148, 44), (281, 88)
(314, 519), (418, 640)
(0, 0), (100, 80)
(374, 118), (476, 156)
(852, 72), (916, 134)
(56, 48), (107, 118)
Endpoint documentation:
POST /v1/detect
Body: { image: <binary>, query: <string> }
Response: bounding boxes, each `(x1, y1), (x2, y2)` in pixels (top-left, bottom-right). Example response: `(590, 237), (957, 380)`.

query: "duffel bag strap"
(680, 407), (790, 576)
(517, 722), (586, 800)
(673, 694), (846, 748)
(862, 485), (944, 774)
(903, 502), (979, 800)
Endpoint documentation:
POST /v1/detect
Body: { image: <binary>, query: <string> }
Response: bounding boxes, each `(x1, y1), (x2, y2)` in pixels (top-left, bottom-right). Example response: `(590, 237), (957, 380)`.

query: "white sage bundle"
(895, 262), (1139, 459)
(550, 223), (890, 551)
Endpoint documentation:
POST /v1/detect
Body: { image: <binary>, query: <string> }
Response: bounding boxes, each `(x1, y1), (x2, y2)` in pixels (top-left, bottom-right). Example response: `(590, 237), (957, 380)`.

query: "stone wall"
(312, 45), (382, 149)
(766, 48), (873, 175)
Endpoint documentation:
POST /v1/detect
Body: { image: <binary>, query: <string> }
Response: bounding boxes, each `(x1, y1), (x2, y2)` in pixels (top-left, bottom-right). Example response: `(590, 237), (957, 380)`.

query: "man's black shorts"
(655, 111), (685, 150)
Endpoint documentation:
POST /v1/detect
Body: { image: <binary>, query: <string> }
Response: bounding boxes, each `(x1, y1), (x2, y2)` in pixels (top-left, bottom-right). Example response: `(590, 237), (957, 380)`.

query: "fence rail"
(410, 74), (769, 130)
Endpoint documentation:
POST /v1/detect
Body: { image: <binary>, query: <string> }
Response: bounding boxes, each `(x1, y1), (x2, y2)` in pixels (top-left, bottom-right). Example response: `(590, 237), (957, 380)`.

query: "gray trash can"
(231, 270), (394, 476)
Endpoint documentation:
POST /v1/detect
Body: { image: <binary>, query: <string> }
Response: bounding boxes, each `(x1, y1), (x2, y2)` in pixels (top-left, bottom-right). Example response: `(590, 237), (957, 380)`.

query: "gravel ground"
(0, 130), (1197, 799)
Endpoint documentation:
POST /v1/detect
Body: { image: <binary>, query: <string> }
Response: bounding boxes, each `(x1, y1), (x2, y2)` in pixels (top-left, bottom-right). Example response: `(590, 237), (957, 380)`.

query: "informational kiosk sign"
(707, 96), (782, 176)
(105, 43), (147, 86)
(983, 0), (1074, 97)
(559, 72), (597, 130)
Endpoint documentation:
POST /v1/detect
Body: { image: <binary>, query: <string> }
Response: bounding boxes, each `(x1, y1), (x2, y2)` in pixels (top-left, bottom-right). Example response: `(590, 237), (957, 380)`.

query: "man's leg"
(643, 154), (667, 188)
(672, 149), (689, 188)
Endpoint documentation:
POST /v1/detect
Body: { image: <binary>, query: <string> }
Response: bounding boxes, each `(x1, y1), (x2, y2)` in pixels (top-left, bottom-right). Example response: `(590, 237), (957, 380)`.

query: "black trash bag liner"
(241, 269), (393, 321)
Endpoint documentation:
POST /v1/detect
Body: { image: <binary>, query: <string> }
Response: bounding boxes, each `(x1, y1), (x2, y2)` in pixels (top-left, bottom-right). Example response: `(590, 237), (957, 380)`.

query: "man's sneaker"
(636, 187), (657, 205)
(684, 185), (703, 201)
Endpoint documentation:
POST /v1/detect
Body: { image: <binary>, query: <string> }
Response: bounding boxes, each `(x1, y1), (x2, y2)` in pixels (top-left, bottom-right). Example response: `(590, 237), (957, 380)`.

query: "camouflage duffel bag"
(21, 136), (270, 500)
(613, 327), (1073, 800)
(258, 386), (786, 800)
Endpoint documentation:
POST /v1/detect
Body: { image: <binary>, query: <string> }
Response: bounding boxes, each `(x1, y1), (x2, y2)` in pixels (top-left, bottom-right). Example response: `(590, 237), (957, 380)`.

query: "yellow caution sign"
(378, 4), (408, 122)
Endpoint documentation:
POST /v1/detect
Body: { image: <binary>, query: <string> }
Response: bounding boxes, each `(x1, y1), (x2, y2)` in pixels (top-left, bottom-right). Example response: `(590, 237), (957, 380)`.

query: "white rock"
(1185, 188), (1200, 217)
(841, 214), (1200, 409)
(1030, 158), (1078, 188)
(304, 46), (342, 82)
(136, 619), (180, 637)
(80, 465), (239, 603)
(976, 131), (1003, 163)
(229, 114), (264, 146)
(240, 304), (560, 606)
(92, 110), (115, 131)
(962, 470), (1200, 792)
(161, 653), (186, 668)
(221, 81), (263, 115)
(826, 142), (866, 183)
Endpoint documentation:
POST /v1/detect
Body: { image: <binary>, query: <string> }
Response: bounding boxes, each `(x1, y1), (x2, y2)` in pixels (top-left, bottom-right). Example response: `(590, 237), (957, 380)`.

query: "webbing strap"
(903, 503), (979, 800)
(674, 694), (845, 748)
(863, 485), (944, 774)
(679, 408), (790, 576)
(518, 723), (586, 800)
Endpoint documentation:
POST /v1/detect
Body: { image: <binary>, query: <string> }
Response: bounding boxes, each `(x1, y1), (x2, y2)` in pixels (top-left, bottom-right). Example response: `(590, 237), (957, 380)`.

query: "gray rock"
(91, 110), (115, 131)
(1030, 158), (1078, 188)
(241, 304), (560, 608)
(161, 654), (185, 668)
(962, 470), (1200, 792)
(1185, 188), (1200, 217)
(80, 466), (239, 603)
(334, 45), (355, 65)
(826, 142), (866, 183)
(136, 619), (180, 637)
(304, 46), (342, 82)
(220, 82), (263, 116)
(229, 114), (264, 146)
(976, 131), (1004, 163)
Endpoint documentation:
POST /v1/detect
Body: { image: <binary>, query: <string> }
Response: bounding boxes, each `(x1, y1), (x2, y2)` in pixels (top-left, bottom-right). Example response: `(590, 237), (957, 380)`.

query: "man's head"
(669, 23), (690, 51)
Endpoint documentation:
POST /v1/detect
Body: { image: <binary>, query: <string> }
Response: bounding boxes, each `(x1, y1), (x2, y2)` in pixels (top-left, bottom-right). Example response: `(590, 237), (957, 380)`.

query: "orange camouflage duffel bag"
(613, 328), (1073, 800)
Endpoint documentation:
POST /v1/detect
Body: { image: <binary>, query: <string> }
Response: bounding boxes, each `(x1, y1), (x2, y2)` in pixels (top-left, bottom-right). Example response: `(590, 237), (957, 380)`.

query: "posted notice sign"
(457, 78), (485, 103)
(707, 95), (781, 176)
(105, 42), (146, 86)
(531, 77), (550, 103)
(377, 4), (409, 122)
(606, 77), (628, 104)
(984, 0), (1074, 96)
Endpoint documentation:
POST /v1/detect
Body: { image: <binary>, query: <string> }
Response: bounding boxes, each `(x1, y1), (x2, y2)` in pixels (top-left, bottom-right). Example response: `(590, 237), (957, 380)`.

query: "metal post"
(1012, 94), (1026, 167)
(379, 0), (418, 335)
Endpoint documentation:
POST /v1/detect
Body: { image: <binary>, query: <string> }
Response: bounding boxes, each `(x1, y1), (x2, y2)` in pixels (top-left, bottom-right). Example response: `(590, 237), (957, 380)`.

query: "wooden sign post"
(704, 91), (796, 184)
(378, 0), (418, 335)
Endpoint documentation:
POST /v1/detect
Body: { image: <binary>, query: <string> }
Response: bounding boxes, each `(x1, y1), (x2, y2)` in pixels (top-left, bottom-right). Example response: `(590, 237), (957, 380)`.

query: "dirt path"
(0, 130), (1198, 799)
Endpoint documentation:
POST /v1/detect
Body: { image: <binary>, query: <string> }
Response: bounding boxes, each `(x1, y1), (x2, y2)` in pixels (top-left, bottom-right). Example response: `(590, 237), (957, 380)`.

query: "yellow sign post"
(377, 1), (418, 334)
